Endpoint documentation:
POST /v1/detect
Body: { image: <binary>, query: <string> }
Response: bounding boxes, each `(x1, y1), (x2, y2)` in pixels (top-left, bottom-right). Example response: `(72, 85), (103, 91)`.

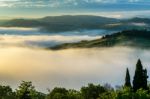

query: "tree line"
(0, 59), (150, 99)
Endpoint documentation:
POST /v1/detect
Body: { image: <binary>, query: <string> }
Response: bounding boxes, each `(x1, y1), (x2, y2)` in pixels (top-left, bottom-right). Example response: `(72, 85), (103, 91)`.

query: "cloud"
(0, 0), (149, 8)
(83, 0), (117, 3)
(128, 0), (140, 2)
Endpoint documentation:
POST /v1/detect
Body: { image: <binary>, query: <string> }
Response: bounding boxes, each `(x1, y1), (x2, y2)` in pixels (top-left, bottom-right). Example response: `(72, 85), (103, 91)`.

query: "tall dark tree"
(125, 68), (131, 87)
(133, 59), (148, 91)
(143, 69), (148, 90)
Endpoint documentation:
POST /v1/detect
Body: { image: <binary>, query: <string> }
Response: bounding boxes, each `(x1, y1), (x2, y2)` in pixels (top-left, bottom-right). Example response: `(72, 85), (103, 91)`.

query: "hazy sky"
(0, 0), (150, 18)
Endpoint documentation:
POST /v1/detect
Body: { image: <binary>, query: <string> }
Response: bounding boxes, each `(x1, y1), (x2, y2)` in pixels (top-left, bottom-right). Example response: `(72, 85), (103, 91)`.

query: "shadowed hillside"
(50, 30), (150, 50)
(1, 16), (150, 32)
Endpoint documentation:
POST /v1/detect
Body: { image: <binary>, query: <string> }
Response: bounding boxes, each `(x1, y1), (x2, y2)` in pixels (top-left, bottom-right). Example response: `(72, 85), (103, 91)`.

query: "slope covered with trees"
(50, 29), (150, 50)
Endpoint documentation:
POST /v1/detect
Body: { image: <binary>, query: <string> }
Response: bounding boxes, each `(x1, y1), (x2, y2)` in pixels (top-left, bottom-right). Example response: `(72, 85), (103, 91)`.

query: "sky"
(0, 0), (150, 18)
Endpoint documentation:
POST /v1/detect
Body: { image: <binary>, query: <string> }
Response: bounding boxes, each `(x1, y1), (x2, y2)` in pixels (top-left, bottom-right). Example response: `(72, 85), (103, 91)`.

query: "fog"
(0, 35), (101, 48)
(0, 27), (111, 47)
(0, 27), (149, 93)
(0, 27), (113, 36)
(0, 47), (150, 92)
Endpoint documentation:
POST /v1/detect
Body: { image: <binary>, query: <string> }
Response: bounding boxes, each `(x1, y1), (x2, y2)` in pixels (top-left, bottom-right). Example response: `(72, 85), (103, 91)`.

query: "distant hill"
(50, 30), (150, 50)
(1, 15), (150, 32)
(126, 17), (150, 24)
(2, 19), (43, 27)
(0, 15), (119, 32)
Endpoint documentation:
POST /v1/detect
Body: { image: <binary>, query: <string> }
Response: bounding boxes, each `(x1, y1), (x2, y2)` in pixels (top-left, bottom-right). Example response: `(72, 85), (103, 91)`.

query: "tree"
(116, 87), (133, 99)
(133, 59), (148, 91)
(124, 68), (131, 87)
(81, 83), (106, 99)
(143, 69), (148, 90)
(133, 59), (143, 91)
(67, 89), (82, 99)
(46, 87), (68, 99)
(0, 85), (16, 99)
(135, 88), (150, 99)
(16, 81), (35, 99)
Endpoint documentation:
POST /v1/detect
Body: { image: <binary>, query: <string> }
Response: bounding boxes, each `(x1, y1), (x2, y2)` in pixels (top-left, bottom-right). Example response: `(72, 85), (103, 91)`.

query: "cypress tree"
(133, 59), (148, 91)
(124, 68), (131, 87)
(143, 69), (148, 90)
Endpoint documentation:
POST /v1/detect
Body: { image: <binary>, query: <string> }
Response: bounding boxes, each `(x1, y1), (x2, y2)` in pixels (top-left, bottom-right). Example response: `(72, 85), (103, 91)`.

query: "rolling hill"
(50, 30), (150, 50)
(0, 15), (150, 32)
(0, 15), (119, 32)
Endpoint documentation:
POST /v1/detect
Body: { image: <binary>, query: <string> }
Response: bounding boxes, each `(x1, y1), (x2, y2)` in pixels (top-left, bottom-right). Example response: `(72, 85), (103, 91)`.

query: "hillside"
(0, 15), (119, 32)
(0, 15), (150, 32)
(50, 30), (150, 50)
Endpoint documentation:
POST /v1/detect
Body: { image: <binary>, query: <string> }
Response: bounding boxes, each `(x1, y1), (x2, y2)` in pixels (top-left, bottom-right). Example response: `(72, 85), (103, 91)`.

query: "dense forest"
(0, 59), (150, 99)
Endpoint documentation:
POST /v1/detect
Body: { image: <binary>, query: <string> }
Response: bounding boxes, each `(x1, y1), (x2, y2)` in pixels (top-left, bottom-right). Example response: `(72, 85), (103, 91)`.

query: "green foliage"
(98, 91), (116, 99)
(81, 83), (106, 99)
(46, 87), (68, 99)
(16, 81), (45, 99)
(135, 89), (150, 99)
(16, 81), (34, 99)
(0, 85), (16, 99)
(116, 87), (133, 99)
(67, 89), (82, 99)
